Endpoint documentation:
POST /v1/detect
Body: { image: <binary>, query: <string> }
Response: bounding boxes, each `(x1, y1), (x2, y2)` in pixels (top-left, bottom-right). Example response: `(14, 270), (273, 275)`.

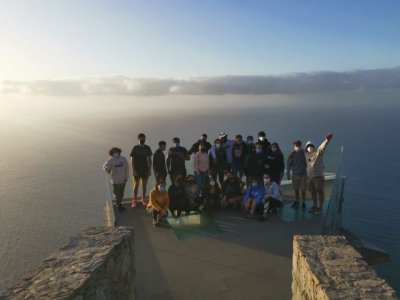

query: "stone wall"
(292, 235), (397, 300)
(0, 226), (135, 300)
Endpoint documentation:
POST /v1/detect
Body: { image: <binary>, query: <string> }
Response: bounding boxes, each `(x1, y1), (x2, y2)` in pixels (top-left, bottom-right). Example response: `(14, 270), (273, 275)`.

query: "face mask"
(259, 136), (265, 141)
(252, 182), (257, 187)
(112, 153), (120, 158)
(209, 180), (215, 185)
(215, 143), (221, 148)
(263, 178), (270, 184)
(256, 148), (262, 154)
(139, 139), (145, 145)
(271, 147), (278, 152)
(294, 146), (300, 152)
(173, 142), (179, 147)
(158, 185), (166, 192)
(247, 140), (253, 145)
(307, 146), (314, 153)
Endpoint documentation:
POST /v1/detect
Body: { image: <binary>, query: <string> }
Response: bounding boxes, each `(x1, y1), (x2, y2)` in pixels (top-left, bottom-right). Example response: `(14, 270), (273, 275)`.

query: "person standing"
(287, 140), (307, 209)
(130, 133), (152, 208)
(265, 142), (285, 184)
(231, 134), (246, 180)
(248, 142), (267, 181)
(194, 143), (210, 194)
(243, 135), (255, 183)
(305, 133), (333, 215)
(153, 141), (167, 182)
(188, 133), (212, 155)
(211, 132), (234, 172)
(166, 137), (190, 181)
(209, 138), (227, 185)
(257, 131), (271, 154)
(103, 147), (129, 212)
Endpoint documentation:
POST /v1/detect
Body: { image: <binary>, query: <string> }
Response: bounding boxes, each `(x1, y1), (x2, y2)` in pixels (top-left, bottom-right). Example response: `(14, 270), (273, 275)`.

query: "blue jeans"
(196, 171), (209, 193)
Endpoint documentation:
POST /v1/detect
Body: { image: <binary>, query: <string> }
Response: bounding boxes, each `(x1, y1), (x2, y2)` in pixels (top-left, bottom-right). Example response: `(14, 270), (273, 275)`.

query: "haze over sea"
(0, 93), (399, 292)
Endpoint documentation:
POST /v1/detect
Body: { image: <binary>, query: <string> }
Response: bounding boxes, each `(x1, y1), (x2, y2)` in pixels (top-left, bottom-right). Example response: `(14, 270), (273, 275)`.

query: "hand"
(326, 132), (333, 141)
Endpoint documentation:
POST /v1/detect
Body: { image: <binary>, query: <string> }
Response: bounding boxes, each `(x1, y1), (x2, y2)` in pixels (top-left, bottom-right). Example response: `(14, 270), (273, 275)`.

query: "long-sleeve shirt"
(266, 150), (285, 177)
(305, 139), (329, 177)
(287, 150), (307, 177)
(210, 140), (234, 164)
(103, 156), (129, 184)
(264, 182), (282, 202)
(243, 185), (265, 205)
(147, 187), (169, 212)
(194, 151), (210, 173)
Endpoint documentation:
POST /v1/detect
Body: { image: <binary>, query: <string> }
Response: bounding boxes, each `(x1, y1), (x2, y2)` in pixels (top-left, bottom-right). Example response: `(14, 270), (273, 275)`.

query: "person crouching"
(147, 179), (169, 227)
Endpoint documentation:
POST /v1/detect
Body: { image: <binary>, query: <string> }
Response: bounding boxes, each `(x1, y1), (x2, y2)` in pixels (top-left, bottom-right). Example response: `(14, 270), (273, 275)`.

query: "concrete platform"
(115, 200), (326, 300)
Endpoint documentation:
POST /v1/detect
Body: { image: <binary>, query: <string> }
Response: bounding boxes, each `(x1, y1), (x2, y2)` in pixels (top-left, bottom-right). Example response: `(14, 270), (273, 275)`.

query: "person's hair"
(258, 131), (266, 137)
(271, 142), (280, 149)
(108, 147), (121, 156)
(138, 133), (146, 139)
(172, 172), (183, 181)
(172, 137), (180, 143)
(186, 174), (195, 181)
(293, 140), (302, 146)
(158, 141), (166, 147)
(255, 142), (262, 147)
(156, 178), (166, 185)
(201, 133), (207, 138)
(235, 134), (242, 140)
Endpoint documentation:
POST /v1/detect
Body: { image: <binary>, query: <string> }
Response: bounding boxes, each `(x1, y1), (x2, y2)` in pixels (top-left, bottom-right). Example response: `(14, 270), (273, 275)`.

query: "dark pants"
(268, 197), (283, 212)
(232, 162), (244, 178)
(211, 167), (225, 185)
(170, 199), (190, 216)
(152, 210), (160, 221)
(170, 168), (187, 182)
(113, 182), (126, 206)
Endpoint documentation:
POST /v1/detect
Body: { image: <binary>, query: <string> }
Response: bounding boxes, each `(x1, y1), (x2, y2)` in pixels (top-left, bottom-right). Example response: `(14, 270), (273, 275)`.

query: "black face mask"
(139, 139), (145, 145)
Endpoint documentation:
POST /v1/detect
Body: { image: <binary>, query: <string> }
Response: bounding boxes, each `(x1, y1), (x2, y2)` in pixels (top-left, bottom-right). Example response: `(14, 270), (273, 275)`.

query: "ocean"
(0, 94), (399, 292)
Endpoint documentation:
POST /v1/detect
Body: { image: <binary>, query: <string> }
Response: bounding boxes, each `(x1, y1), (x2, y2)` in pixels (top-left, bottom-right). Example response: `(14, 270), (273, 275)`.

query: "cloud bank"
(1, 67), (400, 96)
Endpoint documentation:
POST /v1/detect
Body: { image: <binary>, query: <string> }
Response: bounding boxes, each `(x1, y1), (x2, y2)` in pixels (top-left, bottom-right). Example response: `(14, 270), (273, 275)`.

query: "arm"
(210, 146), (217, 159)
(124, 157), (129, 181)
(166, 149), (172, 174)
(103, 158), (112, 173)
(268, 183), (281, 200)
(194, 153), (199, 174)
(317, 133), (333, 155)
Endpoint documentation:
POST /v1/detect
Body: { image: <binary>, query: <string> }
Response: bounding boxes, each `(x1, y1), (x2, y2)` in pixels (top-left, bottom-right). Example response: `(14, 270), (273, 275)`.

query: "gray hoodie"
(287, 149), (307, 177)
(103, 156), (129, 184)
(305, 139), (329, 177)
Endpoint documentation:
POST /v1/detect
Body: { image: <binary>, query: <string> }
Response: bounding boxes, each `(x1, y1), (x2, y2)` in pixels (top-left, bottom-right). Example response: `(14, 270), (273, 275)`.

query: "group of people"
(103, 131), (333, 226)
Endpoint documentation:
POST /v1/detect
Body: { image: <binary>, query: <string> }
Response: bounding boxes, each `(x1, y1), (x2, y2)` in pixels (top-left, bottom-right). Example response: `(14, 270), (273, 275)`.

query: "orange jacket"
(147, 187), (169, 212)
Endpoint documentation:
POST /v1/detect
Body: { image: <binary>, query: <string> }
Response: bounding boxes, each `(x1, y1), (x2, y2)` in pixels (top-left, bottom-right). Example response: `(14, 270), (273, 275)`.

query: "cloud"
(1, 67), (400, 96)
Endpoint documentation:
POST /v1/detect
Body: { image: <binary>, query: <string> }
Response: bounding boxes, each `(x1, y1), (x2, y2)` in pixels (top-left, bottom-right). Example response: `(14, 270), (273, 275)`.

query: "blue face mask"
(158, 185), (166, 192)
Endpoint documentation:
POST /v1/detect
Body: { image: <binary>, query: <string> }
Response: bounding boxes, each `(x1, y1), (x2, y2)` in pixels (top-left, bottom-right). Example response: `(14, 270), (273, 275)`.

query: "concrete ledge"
(292, 235), (397, 300)
(0, 226), (135, 300)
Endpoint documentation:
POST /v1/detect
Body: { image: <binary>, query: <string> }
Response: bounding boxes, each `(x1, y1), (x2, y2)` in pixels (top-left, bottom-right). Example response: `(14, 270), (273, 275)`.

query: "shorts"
(133, 174), (149, 185)
(308, 176), (324, 193)
(292, 175), (307, 190)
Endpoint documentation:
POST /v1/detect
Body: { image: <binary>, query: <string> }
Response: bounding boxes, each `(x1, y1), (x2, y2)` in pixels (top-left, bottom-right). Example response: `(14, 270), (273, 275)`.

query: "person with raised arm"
(305, 132), (333, 215)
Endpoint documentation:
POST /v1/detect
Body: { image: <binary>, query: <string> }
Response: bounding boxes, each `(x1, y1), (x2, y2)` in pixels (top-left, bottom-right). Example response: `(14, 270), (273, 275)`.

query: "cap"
(219, 132), (227, 139)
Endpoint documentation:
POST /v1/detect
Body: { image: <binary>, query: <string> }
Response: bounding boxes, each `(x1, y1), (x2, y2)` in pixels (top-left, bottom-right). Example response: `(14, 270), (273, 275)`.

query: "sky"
(1, 0), (400, 82)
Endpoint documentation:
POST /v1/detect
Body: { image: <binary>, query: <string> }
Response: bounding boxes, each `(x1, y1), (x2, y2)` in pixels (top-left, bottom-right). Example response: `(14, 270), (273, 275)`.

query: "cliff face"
(0, 226), (135, 300)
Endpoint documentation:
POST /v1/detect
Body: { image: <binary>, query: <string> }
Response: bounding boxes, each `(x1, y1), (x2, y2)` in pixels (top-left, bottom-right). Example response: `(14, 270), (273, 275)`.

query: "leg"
(152, 209), (160, 226)
(133, 176), (140, 201)
(141, 175), (149, 204)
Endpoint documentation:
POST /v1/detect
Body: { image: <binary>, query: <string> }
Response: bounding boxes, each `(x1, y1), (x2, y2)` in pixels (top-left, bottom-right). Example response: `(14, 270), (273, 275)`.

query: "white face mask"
(209, 180), (215, 186)
(307, 146), (315, 153)
(215, 143), (221, 148)
(259, 136), (265, 141)
(112, 153), (120, 158)
(294, 146), (300, 152)
(263, 178), (270, 184)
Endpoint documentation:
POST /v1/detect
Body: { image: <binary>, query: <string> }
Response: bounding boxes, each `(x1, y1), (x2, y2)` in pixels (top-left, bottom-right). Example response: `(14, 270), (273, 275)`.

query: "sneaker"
(301, 203), (306, 210)
(152, 220), (159, 227)
(291, 202), (300, 209)
(313, 208), (322, 215)
(307, 206), (316, 213)
(117, 205), (126, 212)
(141, 200), (148, 207)
(131, 200), (137, 208)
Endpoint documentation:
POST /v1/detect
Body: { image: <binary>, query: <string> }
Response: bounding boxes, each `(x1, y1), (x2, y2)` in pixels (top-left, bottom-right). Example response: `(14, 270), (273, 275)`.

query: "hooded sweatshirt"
(305, 139), (329, 177)
(103, 156), (129, 184)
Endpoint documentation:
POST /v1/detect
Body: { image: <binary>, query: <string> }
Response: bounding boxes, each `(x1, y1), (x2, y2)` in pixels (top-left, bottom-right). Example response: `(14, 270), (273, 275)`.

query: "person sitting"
(262, 173), (283, 218)
(243, 177), (265, 219)
(202, 176), (221, 215)
(221, 171), (244, 209)
(168, 173), (190, 218)
(147, 179), (169, 227)
(185, 175), (202, 213)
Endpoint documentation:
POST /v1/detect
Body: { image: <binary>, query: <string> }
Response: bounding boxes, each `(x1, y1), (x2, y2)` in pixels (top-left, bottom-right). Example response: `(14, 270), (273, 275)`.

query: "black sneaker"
(117, 205), (126, 212)
(291, 202), (300, 209)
